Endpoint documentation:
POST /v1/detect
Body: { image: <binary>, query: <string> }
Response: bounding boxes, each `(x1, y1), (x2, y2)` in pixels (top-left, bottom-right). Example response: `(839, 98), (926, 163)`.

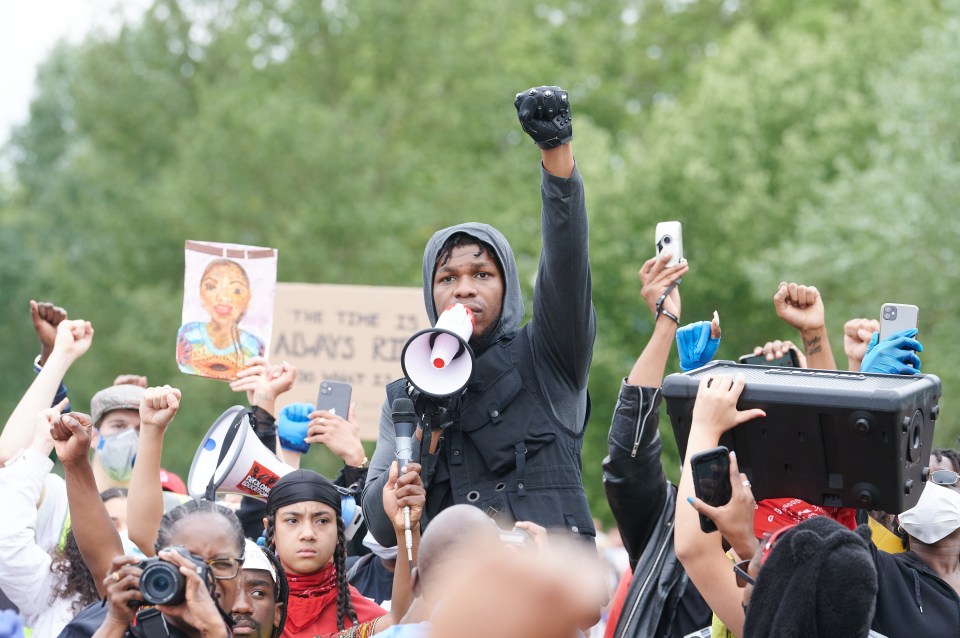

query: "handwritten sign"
(271, 283), (431, 440)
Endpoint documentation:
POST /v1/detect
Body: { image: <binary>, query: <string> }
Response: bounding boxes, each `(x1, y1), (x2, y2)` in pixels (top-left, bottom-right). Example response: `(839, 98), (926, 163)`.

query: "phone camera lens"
(662, 235), (672, 245)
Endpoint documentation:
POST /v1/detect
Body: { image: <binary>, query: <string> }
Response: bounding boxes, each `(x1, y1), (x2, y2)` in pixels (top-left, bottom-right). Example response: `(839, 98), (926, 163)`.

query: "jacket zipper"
(632, 387), (660, 458)
(620, 516), (673, 633)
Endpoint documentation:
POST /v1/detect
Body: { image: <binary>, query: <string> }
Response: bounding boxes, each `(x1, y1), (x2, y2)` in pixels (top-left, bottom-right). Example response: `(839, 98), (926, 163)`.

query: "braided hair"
(264, 504), (357, 631)
(155, 498), (244, 555)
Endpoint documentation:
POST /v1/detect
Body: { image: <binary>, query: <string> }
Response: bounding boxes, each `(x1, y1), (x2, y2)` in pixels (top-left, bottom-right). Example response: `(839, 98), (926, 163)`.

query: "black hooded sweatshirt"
(363, 164), (596, 545)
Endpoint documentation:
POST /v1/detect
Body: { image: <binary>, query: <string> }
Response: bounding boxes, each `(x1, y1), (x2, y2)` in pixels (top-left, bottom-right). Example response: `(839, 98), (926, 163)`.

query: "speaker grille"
(688, 363), (921, 391)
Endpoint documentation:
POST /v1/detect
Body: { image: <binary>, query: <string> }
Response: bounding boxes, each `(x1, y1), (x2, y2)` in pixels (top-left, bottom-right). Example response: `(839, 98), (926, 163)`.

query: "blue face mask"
(96, 429), (138, 482)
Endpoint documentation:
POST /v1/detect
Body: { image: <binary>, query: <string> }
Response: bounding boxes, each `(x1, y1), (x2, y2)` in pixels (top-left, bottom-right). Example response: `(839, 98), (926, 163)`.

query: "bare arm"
(0, 320), (93, 463)
(674, 375), (765, 638)
(127, 386), (182, 556)
(773, 282), (837, 370)
(52, 411), (124, 596)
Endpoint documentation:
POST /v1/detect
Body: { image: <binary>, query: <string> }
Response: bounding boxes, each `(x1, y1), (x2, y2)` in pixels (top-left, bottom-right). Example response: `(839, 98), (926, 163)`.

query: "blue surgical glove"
(860, 328), (922, 375)
(677, 320), (721, 372)
(278, 402), (315, 454)
(0, 610), (24, 638)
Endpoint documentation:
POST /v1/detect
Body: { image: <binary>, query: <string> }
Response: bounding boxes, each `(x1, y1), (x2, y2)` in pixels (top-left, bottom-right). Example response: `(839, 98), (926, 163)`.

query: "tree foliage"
(1, 0), (956, 525)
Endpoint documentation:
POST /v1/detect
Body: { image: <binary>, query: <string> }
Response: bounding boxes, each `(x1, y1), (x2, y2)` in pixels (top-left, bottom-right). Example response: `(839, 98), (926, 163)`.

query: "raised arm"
(604, 255), (687, 566)
(674, 375), (765, 638)
(0, 319), (93, 463)
(773, 282), (837, 370)
(127, 385), (182, 556)
(515, 86), (595, 395)
(52, 409), (124, 596)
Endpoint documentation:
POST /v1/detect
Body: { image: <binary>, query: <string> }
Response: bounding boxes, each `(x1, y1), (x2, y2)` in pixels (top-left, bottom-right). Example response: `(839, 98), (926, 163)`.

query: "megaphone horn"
(401, 303), (476, 397)
(188, 406), (294, 501)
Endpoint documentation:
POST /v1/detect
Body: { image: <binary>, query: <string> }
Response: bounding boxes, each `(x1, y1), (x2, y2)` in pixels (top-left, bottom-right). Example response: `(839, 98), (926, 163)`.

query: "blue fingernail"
(687, 496), (694, 504)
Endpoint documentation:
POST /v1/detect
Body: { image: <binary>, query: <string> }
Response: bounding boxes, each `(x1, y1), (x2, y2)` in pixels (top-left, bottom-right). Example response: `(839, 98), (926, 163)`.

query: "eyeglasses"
(931, 469), (959, 487)
(202, 555), (245, 580)
(733, 560), (755, 588)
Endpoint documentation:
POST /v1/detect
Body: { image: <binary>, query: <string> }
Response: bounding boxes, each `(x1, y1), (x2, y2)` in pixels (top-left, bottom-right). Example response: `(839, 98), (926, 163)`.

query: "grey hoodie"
(363, 164), (596, 545)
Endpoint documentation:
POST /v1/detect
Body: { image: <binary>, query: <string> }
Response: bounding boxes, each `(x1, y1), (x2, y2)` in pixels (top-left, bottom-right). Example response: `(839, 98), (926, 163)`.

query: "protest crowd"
(0, 86), (957, 638)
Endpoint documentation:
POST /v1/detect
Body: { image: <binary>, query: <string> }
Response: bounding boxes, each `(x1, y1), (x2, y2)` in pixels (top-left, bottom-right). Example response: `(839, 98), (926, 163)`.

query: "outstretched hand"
(690, 374), (766, 437)
(50, 411), (95, 467)
(639, 253), (688, 321)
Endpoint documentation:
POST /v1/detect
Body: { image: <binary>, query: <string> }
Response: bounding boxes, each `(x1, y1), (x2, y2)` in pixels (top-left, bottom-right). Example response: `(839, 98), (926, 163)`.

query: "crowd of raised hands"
(604, 251), (955, 638)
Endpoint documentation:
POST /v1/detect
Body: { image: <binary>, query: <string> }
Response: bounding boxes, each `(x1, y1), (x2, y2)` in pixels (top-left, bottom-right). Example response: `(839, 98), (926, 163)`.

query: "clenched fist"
(514, 86), (573, 149)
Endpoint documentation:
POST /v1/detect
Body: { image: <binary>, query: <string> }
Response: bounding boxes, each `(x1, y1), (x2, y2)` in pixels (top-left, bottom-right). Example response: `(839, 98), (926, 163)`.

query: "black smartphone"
(316, 380), (352, 419)
(691, 446), (732, 533)
(738, 349), (799, 367)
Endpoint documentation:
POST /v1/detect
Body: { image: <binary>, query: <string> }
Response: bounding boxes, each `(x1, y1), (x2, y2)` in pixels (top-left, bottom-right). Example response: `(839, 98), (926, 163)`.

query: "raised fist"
(514, 86), (573, 149)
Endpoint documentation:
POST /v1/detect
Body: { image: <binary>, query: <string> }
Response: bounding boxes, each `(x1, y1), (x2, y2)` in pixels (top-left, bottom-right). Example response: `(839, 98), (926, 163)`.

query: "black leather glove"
(514, 85), (573, 149)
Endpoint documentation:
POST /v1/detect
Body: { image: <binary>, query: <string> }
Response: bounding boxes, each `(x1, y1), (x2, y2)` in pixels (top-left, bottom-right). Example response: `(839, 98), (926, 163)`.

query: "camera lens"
(141, 562), (186, 606)
(662, 235), (672, 245)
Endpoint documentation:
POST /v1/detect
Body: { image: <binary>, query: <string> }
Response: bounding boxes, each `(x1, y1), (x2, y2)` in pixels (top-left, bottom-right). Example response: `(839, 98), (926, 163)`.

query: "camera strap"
(655, 277), (681, 325)
(134, 608), (170, 638)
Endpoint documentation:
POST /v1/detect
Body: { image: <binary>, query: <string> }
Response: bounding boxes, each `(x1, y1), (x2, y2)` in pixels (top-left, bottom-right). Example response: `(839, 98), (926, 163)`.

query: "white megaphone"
(188, 406), (293, 501)
(187, 406), (366, 539)
(401, 303), (476, 397)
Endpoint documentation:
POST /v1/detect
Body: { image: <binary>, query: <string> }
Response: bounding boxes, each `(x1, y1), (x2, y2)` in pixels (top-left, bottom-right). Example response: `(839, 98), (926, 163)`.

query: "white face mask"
(96, 429), (139, 482)
(899, 482), (960, 544)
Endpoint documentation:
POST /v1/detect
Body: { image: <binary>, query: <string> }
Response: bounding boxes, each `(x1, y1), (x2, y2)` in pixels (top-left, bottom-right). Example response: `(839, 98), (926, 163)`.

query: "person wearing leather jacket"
(602, 254), (712, 638)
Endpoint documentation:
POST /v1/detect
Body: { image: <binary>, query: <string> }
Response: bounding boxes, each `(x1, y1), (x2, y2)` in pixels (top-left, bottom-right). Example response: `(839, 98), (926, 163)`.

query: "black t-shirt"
(871, 545), (960, 637)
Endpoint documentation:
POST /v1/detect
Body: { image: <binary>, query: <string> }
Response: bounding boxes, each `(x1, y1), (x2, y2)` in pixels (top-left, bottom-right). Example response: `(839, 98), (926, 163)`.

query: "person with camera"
(95, 499), (246, 638)
(363, 85), (596, 547)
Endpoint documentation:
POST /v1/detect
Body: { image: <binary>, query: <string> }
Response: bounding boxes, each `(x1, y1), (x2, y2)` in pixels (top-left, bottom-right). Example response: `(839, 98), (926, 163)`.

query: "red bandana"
(754, 497), (857, 537)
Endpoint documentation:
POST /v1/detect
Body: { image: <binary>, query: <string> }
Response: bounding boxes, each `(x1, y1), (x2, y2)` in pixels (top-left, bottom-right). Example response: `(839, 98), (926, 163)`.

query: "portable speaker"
(663, 361), (942, 513)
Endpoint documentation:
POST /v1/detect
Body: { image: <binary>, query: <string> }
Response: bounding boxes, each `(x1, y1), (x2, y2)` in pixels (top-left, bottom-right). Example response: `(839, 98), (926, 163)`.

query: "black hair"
(932, 447), (960, 474)
(264, 508), (357, 631)
(49, 488), (130, 612)
(100, 487), (129, 502)
(155, 498), (244, 556)
(435, 232), (502, 275)
(260, 546), (288, 638)
(49, 530), (98, 613)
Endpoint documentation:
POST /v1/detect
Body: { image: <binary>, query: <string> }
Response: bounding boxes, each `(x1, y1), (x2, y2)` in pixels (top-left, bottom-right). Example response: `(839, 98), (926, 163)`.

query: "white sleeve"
(0, 448), (62, 621)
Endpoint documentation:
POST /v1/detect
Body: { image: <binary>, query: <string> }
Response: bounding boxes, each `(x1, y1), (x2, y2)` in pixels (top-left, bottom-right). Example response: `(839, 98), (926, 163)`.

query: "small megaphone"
(401, 303), (476, 397)
(188, 406), (365, 539)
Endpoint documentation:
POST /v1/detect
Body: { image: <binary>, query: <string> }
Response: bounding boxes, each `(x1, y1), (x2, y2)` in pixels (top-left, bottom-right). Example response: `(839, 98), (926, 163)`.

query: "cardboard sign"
(271, 283), (431, 440)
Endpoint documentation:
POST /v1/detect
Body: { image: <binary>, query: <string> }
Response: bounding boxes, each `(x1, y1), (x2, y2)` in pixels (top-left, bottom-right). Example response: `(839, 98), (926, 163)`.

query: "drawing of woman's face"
(200, 260), (252, 326)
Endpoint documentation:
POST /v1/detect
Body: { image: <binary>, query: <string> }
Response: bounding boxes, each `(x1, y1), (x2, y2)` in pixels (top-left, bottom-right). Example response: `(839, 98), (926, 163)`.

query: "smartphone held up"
(655, 221), (685, 267)
(691, 446), (732, 533)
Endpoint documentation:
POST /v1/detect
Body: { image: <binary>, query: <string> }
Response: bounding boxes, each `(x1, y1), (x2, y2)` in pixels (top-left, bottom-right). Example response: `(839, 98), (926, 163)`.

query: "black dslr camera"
(138, 546), (211, 606)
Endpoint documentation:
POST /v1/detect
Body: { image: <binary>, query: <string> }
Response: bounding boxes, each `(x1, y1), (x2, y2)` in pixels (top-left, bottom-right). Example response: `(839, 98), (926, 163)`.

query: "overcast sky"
(0, 0), (150, 146)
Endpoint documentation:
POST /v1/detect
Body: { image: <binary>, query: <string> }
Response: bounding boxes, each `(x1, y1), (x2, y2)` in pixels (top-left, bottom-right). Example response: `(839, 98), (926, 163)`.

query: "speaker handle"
(204, 409), (250, 502)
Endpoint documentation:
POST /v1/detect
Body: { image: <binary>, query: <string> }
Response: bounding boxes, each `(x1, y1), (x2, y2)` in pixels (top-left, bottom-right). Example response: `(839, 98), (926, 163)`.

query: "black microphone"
(391, 398), (417, 571)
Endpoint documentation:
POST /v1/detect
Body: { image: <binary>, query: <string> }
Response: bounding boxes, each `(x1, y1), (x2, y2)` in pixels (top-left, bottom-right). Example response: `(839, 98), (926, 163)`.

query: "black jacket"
(604, 381), (710, 638)
(871, 542), (960, 637)
(363, 166), (596, 544)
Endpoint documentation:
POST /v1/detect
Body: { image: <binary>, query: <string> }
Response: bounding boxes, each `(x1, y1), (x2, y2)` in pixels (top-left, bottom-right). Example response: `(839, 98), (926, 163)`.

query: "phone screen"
(738, 351), (798, 367)
(691, 446), (731, 533)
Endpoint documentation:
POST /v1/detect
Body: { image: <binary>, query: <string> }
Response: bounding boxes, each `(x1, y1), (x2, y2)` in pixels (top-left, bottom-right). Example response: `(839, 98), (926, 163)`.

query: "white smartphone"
(879, 303), (919, 341)
(655, 221), (684, 266)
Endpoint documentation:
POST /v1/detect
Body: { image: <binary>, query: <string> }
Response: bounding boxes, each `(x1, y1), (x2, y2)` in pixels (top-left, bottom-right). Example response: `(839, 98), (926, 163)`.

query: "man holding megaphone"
(363, 85), (597, 547)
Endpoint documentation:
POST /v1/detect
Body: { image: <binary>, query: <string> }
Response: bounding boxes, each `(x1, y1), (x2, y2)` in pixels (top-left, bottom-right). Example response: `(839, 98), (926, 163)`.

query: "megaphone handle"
(205, 410), (249, 501)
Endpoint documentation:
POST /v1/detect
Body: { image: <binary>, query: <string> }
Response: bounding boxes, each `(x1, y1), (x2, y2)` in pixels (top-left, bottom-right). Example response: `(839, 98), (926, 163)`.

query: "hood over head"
(422, 222), (522, 349)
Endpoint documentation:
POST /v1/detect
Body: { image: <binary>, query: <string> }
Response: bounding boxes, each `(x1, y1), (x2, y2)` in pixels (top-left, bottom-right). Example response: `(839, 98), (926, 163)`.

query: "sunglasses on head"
(734, 523), (797, 588)
(931, 469), (959, 487)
